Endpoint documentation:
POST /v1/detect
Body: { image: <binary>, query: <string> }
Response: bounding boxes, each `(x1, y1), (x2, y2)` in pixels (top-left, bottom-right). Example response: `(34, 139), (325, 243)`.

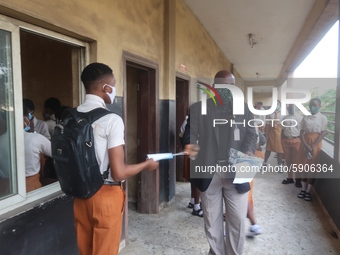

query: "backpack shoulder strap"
(76, 107), (113, 180)
(79, 108), (112, 124)
(89, 108), (112, 123)
(64, 108), (82, 122)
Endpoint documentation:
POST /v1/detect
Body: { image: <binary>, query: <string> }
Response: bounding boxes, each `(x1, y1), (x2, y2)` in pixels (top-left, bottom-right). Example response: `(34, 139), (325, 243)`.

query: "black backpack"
(51, 107), (112, 199)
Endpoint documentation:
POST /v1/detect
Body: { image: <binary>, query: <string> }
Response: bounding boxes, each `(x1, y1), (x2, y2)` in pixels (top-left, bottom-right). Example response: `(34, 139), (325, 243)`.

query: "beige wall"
(1, 0), (246, 103)
(253, 92), (274, 106)
(0, 0), (165, 98)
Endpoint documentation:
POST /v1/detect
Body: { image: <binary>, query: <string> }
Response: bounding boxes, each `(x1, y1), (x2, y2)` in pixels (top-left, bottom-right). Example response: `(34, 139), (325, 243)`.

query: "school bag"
(51, 107), (112, 199)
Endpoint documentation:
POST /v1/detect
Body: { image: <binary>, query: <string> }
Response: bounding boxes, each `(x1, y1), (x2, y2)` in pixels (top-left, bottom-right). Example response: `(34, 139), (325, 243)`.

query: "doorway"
(175, 77), (189, 182)
(125, 59), (159, 214)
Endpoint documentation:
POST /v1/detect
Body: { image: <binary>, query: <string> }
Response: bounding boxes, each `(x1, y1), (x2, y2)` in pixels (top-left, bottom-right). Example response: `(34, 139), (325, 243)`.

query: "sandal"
(188, 202), (202, 209)
(304, 192), (312, 201)
(192, 208), (203, 217)
(282, 178), (294, 184)
(295, 180), (302, 188)
(297, 190), (306, 199)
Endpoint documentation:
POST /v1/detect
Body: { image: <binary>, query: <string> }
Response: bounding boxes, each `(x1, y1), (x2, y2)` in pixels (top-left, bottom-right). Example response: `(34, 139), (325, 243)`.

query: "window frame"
(0, 14), (89, 216)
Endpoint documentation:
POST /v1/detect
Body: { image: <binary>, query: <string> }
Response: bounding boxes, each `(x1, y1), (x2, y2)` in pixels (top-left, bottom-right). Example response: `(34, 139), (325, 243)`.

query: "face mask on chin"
(103, 84), (116, 104)
(24, 121), (30, 132)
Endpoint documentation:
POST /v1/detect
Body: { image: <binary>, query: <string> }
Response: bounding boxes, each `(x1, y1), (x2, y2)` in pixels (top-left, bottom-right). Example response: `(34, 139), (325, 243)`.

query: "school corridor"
(120, 155), (340, 255)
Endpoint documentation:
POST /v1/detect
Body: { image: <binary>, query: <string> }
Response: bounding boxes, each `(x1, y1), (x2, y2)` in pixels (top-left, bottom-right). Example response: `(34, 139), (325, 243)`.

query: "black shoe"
(282, 178), (294, 184)
(295, 180), (302, 188)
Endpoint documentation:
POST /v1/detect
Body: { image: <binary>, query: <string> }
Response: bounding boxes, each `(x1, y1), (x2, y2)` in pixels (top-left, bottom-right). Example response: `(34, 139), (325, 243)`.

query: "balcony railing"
(320, 111), (335, 145)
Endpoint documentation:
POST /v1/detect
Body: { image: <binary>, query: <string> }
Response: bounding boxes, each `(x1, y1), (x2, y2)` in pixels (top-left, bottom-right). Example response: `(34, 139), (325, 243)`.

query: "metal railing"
(320, 111), (335, 145)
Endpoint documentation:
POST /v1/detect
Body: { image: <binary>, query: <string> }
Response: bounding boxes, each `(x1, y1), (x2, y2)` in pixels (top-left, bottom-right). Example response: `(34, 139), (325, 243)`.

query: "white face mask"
(103, 84), (116, 104)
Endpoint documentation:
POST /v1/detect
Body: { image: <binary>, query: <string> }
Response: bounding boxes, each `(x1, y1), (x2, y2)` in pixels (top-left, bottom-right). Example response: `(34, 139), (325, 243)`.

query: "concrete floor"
(120, 155), (340, 255)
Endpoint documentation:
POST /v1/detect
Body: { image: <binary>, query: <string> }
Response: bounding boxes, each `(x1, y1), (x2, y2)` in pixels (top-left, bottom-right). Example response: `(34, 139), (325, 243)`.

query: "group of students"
(8, 62), (330, 255)
(260, 99), (328, 201)
(22, 97), (67, 192)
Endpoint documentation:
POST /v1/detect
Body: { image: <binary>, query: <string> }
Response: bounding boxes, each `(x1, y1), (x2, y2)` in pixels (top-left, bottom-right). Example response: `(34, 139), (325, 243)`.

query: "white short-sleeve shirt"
(45, 114), (56, 137)
(300, 112), (328, 133)
(24, 131), (52, 176)
(280, 113), (303, 138)
(77, 94), (125, 182)
(34, 118), (51, 140)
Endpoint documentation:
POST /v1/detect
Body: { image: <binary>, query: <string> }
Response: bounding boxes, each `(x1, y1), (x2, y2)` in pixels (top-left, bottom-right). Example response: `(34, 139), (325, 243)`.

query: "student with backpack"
(63, 63), (158, 255)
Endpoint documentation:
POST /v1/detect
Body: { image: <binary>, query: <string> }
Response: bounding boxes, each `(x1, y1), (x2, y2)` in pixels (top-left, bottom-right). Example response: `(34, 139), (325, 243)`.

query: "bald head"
(214, 70), (235, 85)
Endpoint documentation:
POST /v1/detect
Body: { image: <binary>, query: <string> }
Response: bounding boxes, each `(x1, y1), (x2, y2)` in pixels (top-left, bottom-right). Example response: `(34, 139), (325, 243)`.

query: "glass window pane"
(0, 29), (17, 199)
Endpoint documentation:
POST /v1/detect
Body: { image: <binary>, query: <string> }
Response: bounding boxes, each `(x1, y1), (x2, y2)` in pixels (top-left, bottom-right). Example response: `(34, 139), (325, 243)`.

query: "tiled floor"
(120, 155), (340, 255)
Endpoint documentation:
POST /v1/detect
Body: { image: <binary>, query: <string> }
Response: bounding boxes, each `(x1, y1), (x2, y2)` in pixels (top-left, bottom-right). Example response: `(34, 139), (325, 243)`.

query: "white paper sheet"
(232, 162), (258, 184)
(146, 152), (186, 161)
(146, 153), (174, 161)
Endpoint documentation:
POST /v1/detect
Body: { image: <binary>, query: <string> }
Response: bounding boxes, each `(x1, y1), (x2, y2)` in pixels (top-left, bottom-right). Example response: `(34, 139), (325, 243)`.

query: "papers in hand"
(229, 148), (263, 184)
(147, 152), (185, 161)
(232, 162), (258, 184)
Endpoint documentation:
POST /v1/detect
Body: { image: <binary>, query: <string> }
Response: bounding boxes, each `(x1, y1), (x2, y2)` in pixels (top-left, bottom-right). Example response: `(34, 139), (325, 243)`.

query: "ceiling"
(184, 0), (338, 84)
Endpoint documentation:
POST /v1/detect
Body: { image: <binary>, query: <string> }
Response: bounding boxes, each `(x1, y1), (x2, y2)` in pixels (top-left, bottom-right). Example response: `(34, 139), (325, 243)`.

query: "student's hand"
(144, 159), (159, 172)
(184, 144), (200, 159)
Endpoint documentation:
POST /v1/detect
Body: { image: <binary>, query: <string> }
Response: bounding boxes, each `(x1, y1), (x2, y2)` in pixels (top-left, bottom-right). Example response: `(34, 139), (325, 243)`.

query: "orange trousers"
(74, 185), (125, 255)
(301, 133), (322, 183)
(282, 137), (302, 180)
(26, 174), (42, 192)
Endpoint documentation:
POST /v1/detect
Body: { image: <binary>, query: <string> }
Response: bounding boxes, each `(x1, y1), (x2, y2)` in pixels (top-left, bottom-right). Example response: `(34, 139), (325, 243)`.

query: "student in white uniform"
(23, 98), (51, 139)
(23, 106), (52, 192)
(297, 98), (328, 201)
(73, 62), (159, 255)
(280, 104), (303, 187)
(43, 97), (61, 137)
(263, 100), (284, 169)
